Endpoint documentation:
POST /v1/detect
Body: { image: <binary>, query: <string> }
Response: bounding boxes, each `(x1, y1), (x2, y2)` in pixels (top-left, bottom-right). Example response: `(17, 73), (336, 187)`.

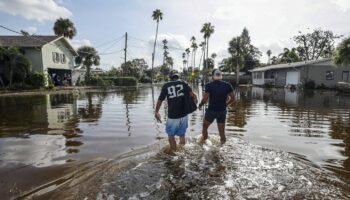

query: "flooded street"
(0, 86), (350, 199)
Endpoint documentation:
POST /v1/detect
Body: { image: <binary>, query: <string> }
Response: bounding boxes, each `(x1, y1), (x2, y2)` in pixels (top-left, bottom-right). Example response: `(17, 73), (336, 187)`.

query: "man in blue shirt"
(155, 70), (198, 154)
(198, 69), (235, 144)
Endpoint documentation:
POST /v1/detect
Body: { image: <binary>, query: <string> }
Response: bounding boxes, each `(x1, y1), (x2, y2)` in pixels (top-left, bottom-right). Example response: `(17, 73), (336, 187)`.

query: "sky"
(0, 0), (350, 71)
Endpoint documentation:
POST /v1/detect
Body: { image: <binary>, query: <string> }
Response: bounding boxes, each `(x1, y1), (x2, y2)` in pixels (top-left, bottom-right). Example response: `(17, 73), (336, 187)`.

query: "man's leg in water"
(217, 123), (226, 144)
(179, 136), (186, 145)
(168, 136), (177, 152)
(202, 119), (211, 141)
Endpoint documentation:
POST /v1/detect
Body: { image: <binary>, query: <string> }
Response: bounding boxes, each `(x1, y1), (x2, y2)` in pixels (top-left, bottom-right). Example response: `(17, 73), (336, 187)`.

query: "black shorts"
(205, 109), (227, 124)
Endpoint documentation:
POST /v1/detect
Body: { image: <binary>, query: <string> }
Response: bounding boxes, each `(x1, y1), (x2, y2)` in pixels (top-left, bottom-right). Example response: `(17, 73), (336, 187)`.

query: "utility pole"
(124, 32), (128, 65)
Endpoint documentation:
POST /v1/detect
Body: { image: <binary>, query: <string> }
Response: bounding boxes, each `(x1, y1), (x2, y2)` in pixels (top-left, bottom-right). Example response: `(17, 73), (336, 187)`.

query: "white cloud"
(332, 0), (350, 11)
(24, 26), (38, 34)
(69, 39), (92, 50)
(0, 0), (72, 22)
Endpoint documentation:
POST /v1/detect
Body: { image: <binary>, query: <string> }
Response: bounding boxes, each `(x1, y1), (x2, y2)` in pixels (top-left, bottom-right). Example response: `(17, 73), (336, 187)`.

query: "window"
(326, 71), (334, 80)
(61, 54), (66, 64)
(52, 52), (60, 63)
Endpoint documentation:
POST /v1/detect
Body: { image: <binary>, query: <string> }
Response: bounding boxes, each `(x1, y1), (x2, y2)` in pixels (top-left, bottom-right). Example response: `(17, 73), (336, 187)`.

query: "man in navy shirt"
(155, 70), (198, 153)
(198, 69), (235, 144)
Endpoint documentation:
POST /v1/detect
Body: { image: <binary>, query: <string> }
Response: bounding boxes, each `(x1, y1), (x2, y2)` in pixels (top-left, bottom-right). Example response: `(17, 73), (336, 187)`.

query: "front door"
(286, 71), (300, 85)
(342, 71), (349, 82)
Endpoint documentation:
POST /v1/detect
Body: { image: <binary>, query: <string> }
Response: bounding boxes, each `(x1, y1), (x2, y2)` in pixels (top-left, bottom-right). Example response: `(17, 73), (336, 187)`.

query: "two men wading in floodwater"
(155, 70), (198, 154)
(155, 69), (235, 154)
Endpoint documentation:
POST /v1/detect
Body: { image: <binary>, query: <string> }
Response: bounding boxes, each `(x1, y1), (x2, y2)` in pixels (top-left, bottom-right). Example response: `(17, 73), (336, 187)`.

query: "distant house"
(251, 59), (350, 88)
(0, 35), (78, 86)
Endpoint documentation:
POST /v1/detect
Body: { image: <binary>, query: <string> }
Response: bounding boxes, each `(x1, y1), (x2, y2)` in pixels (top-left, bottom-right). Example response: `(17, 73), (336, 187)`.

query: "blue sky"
(1, 0), (350, 70)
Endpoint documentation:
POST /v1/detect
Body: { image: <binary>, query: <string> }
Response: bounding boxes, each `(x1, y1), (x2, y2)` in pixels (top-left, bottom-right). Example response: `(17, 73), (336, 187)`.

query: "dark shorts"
(205, 109), (227, 124)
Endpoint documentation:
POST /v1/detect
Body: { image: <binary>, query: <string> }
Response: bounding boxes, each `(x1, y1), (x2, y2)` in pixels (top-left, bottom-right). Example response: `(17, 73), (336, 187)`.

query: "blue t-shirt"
(158, 80), (192, 119)
(205, 80), (234, 111)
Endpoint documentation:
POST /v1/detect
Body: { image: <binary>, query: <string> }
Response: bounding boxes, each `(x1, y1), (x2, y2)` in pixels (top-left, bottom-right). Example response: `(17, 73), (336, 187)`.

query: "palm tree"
(0, 47), (31, 87)
(333, 37), (350, 66)
(211, 53), (217, 68)
(53, 18), (77, 39)
(200, 23), (214, 81)
(75, 46), (100, 84)
(151, 9), (163, 84)
(185, 48), (191, 69)
(228, 36), (244, 85)
(190, 36), (196, 67)
(162, 39), (168, 65)
(199, 41), (206, 70)
(182, 52), (186, 69)
(266, 49), (272, 65)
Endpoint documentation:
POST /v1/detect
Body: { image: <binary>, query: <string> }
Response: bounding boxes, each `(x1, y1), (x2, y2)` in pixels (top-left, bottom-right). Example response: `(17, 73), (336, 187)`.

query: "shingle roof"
(251, 58), (332, 72)
(0, 35), (61, 47)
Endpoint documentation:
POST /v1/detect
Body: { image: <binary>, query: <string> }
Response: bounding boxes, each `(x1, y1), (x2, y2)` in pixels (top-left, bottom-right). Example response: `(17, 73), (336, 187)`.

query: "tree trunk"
(236, 56), (240, 86)
(86, 65), (91, 84)
(193, 50), (196, 69)
(151, 21), (160, 84)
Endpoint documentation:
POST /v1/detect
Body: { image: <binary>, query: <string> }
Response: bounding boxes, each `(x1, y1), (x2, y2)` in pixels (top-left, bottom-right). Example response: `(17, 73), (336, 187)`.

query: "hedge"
(25, 72), (46, 88)
(102, 77), (137, 86)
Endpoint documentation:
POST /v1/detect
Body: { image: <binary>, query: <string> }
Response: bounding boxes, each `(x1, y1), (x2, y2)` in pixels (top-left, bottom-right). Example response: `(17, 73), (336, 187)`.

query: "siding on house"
(300, 61), (350, 88)
(41, 39), (75, 71)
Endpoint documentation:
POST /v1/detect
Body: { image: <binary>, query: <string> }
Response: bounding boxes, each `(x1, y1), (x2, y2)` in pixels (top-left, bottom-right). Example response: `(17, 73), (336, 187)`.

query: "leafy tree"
(266, 49), (272, 65)
(185, 48), (190, 69)
(121, 60), (141, 79)
(53, 18), (77, 39)
(151, 9), (163, 83)
(228, 28), (261, 84)
(75, 46), (100, 84)
(0, 47), (31, 87)
(278, 48), (301, 63)
(201, 22), (215, 73)
(293, 28), (341, 60)
(333, 36), (350, 66)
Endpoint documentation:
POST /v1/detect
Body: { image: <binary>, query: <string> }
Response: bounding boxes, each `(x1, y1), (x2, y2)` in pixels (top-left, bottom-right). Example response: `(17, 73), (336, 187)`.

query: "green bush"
(139, 75), (152, 83)
(25, 72), (46, 88)
(316, 83), (328, 90)
(103, 77), (137, 86)
(88, 75), (113, 87)
(304, 80), (316, 89)
(8, 83), (33, 90)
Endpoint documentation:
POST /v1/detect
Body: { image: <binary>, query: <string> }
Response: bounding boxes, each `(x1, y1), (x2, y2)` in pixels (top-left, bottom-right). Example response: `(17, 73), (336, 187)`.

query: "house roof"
(0, 35), (78, 56)
(0, 35), (61, 47)
(251, 58), (332, 72)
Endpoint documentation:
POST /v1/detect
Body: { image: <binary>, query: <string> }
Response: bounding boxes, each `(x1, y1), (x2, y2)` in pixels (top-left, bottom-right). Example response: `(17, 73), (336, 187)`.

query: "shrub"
(8, 83), (33, 90)
(25, 72), (46, 88)
(304, 80), (316, 89)
(88, 75), (113, 87)
(316, 83), (328, 90)
(102, 77), (137, 86)
(139, 75), (152, 83)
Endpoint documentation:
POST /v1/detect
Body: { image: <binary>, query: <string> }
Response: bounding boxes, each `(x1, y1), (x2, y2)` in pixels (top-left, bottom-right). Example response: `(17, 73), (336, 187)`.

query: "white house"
(0, 35), (78, 86)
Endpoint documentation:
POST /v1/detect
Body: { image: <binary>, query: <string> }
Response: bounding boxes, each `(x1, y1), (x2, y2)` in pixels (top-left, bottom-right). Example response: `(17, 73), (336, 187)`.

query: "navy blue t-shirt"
(205, 80), (234, 111)
(158, 80), (192, 119)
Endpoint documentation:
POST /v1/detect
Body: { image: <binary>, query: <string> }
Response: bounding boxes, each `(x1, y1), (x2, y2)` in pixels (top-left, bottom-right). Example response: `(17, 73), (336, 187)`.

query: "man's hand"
(155, 112), (162, 123)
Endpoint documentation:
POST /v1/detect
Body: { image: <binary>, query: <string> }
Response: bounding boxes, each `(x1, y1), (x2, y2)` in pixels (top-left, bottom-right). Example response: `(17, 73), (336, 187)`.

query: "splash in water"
(96, 135), (350, 199)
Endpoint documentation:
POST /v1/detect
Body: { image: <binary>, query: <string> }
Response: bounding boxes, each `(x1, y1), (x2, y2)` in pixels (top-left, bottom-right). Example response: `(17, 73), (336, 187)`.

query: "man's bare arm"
(198, 92), (209, 108)
(189, 91), (198, 104)
(226, 92), (236, 106)
(155, 100), (163, 122)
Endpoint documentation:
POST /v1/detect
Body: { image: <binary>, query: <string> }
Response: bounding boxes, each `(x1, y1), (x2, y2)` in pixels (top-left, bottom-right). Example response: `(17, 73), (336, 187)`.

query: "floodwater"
(0, 86), (350, 199)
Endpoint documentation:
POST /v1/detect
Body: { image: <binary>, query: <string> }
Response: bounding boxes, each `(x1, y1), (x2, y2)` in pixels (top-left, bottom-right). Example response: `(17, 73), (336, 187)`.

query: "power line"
(0, 24), (101, 56)
(95, 35), (124, 48)
(128, 35), (186, 51)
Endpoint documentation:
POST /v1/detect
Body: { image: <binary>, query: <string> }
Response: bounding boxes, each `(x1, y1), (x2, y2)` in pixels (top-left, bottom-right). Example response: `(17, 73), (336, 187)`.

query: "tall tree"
(162, 39), (168, 65)
(182, 52), (186, 70)
(185, 48), (191, 69)
(228, 28), (261, 84)
(293, 28), (341, 61)
(266, 49), (272, 65)
(151, 9), (163, 84)
(200, 22), (215, 78)
(190, 36), (196, 67)
(75, 46), (100, 84)
(0, 47), (31, 87)
(333, 36), (350, 66)
(278, 48), (301, 63)
(53, 18), (77, 39)
(199, 41), (206, 70)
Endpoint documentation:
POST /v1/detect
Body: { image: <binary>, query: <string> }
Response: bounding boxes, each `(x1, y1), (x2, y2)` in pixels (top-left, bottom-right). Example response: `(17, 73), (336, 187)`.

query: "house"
(251, 58), (350, 88)
(0, 35), (78, 86)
